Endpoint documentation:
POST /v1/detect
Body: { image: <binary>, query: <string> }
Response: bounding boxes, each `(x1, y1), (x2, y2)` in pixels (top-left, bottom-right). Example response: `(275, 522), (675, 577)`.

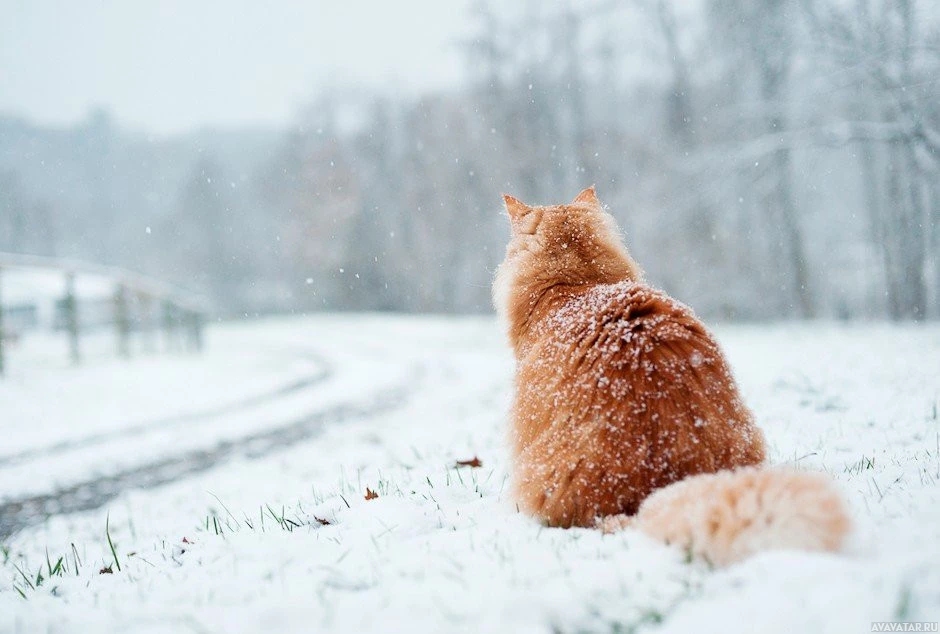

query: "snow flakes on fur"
(493, 188), (848, 564)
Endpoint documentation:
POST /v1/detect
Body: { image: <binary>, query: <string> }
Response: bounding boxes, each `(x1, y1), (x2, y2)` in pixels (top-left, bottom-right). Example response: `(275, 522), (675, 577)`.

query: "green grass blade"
(106, 512), (122, 572)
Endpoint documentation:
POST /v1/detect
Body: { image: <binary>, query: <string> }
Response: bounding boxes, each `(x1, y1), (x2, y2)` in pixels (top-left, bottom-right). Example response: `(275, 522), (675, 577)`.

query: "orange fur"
(493, 188), (849, 564)
(630, 467), (851, 565)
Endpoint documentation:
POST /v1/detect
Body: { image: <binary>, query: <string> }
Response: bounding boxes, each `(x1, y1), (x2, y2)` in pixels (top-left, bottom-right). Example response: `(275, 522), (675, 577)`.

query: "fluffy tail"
(601, 467), (851, 566)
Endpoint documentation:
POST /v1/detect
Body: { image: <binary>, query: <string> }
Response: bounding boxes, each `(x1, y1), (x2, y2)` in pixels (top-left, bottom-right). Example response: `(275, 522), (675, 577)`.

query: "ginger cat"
(493, 187), (849, 564)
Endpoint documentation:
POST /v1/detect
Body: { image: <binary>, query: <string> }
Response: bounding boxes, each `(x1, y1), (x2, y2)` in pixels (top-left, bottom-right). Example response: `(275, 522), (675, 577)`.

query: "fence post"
(114, 282), (130, 359)
(187, 310), (204, 352)
(64, 272), (80, 365)
(162, 300), (176, 352)
(139, 292), (155, 354)
(0, 266), (5, 377)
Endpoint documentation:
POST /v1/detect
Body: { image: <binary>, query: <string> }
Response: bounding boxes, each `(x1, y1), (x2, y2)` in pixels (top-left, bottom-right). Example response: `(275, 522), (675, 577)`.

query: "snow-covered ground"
(1, 315), (939, 633)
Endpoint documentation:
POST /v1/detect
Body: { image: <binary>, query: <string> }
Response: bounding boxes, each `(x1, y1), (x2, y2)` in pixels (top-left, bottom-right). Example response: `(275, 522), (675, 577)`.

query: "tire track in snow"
(0, 368), (420, 541)
(0, 362), (332, 469)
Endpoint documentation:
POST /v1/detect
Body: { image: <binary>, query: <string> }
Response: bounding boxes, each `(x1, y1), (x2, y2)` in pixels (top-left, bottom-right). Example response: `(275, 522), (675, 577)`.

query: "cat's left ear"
(502, 194), (531, 221)
(503, 193), (542, 235)
(572, 185), (600, 207)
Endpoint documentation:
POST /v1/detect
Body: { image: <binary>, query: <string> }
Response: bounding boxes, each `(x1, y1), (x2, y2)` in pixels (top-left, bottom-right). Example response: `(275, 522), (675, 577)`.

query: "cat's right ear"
(572, 185), (600, 207)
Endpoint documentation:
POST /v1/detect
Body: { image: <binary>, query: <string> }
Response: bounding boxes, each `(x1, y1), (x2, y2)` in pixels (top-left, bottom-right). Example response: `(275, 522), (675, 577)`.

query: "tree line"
(1, 0), (938, 319)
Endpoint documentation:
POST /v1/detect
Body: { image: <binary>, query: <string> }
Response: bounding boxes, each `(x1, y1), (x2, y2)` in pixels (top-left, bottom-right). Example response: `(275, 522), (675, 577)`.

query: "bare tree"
(803, 0), (940, 319)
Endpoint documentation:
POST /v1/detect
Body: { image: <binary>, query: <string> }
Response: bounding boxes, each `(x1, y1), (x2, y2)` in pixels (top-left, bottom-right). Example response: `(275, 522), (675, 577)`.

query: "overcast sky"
(0, 0), (472, 135)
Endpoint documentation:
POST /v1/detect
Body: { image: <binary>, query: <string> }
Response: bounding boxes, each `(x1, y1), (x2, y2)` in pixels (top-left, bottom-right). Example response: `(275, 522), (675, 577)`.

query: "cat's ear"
(503, 194), (542, 234)
(502, 194), (530, 220)
(572, 185), (600, 207)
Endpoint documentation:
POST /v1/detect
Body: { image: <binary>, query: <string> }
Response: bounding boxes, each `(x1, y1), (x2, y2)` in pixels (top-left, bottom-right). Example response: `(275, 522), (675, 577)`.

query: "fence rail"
(0, 252), (209, 376)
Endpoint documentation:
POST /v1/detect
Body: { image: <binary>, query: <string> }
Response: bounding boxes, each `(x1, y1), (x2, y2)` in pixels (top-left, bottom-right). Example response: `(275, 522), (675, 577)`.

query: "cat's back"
(521, 280), (749, 429)
(531, 280), (712, 373)
(516, 280), (764, 514)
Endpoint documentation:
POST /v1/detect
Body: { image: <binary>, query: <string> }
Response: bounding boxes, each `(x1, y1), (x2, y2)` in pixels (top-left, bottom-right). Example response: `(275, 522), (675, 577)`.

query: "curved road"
(0, 333), (427, 541)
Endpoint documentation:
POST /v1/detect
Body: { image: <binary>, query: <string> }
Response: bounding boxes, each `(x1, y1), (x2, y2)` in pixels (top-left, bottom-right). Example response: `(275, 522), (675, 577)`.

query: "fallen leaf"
(455, 456), (483, 468)
(314, 516), (332, 526)
(364, 487), (379, 500)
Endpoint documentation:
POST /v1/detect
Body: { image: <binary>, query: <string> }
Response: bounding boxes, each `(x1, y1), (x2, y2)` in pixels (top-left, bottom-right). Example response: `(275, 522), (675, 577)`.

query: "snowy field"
(1, 315), (939, 633)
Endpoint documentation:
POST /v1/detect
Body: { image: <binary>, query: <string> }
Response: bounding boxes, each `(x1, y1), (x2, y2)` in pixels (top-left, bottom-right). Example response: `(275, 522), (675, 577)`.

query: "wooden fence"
(0, 252), (209, 376)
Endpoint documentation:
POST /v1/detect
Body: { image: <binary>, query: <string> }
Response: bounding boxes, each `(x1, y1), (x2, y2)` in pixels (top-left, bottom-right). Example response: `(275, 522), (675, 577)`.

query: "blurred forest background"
(1, 0), (939, 320)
